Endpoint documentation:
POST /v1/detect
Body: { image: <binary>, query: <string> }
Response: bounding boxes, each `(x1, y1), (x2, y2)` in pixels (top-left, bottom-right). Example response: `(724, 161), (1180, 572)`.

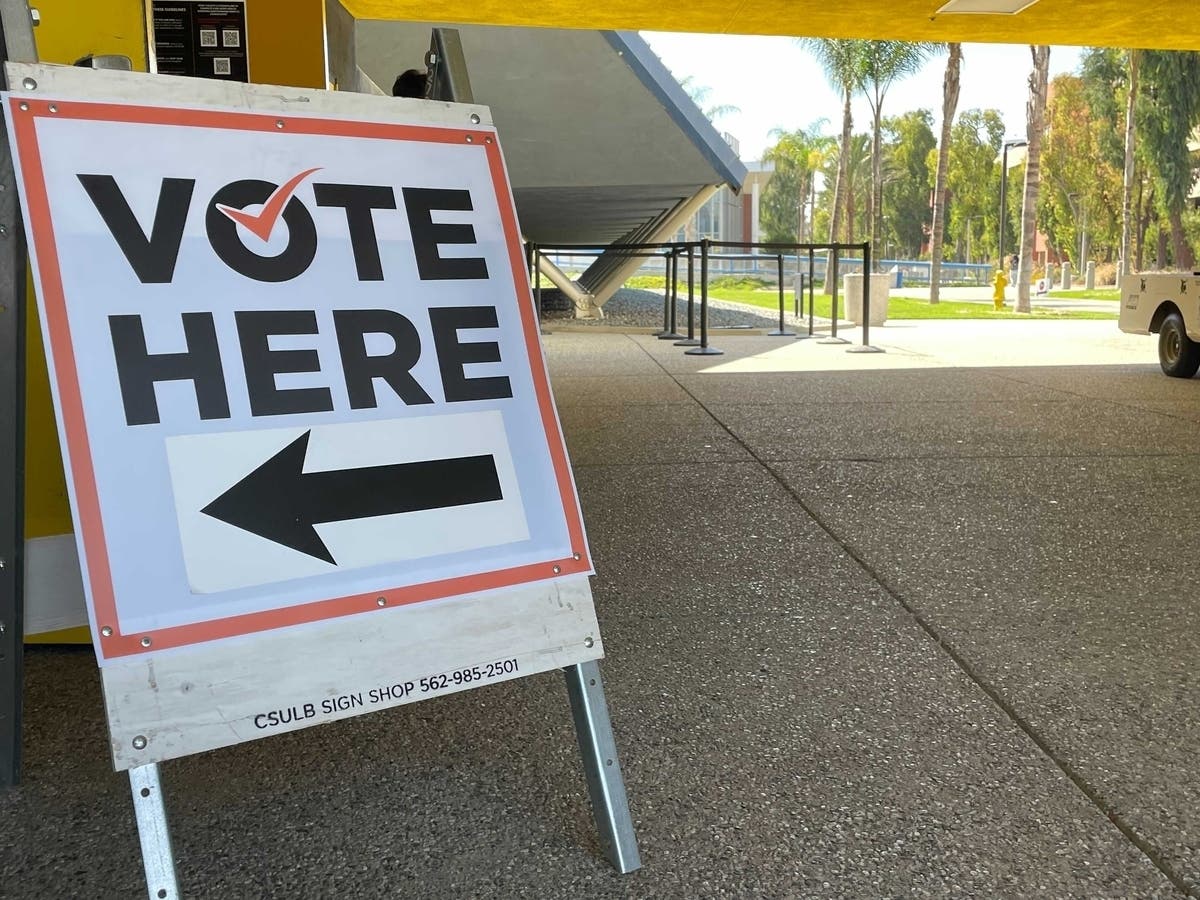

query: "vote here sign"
(5, 93), (592, 665)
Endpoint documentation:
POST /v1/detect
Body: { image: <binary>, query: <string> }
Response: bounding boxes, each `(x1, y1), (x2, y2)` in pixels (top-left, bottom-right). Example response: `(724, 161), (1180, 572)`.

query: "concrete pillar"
(536, 254), (597, 315)
(750, 180), (761, 245)
(586, 185), (720, 310)
(1061, 262), (1072, 290)
(1085, 260), (1096, 290)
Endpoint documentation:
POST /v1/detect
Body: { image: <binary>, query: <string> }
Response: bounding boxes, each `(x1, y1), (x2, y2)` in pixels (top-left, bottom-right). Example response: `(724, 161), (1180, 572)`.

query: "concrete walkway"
(4, 320), (1198, 898)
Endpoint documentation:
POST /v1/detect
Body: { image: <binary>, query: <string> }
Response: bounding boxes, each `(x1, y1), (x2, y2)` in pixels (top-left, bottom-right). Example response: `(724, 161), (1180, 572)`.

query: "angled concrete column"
(536, 254), (598, 317)
(587, 185), (719, 310)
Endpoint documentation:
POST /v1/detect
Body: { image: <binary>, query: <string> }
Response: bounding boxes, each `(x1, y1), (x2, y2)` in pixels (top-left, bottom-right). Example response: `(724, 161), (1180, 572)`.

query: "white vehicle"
(1119, 272), (1200, 377)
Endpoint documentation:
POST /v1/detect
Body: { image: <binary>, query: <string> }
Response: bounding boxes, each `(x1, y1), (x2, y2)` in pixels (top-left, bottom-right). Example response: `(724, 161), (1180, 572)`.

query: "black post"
(807, 250), (816, 337)
(846, 241), (884, 354)
(684, 239), (722, 356)
(670, 250), (678, 333)
(831, 247), (839, 338)
(862, 241), (871, 347)
(0, 28), (28, 787)
(675, 243), (699, 347)
(657, 248), (683, 340)
(819, 246), (849, 345)
(657, 253), (671, 335)
(768, 252), (794, 337)
(794, 258), (802, 318)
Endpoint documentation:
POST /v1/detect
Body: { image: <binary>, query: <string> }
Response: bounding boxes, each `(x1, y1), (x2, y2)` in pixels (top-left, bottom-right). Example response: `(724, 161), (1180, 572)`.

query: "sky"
(640, 34), (1084, 161)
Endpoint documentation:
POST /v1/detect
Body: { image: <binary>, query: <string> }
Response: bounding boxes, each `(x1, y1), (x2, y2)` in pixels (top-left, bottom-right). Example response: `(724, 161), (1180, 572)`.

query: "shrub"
(709, 275), (773, 290)
(1094, 262), (1117, 285)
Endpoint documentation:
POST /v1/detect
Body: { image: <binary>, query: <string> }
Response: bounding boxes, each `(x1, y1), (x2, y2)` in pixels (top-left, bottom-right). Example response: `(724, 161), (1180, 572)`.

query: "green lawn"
(1047, 287), (1121, 301)
(700, 287), (1118, 321)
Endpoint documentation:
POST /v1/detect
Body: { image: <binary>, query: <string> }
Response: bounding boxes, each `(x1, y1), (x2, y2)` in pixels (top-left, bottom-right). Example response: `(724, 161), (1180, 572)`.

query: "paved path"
(4, 320), (1197, 898)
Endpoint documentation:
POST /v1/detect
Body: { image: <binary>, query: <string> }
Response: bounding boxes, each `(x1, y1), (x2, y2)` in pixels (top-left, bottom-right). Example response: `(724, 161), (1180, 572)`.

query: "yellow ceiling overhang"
(340, 0), (1200, 52)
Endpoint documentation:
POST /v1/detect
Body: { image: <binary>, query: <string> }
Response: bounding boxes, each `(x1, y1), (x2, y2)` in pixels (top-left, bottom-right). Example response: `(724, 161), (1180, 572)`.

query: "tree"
(1137, 50), (1200, 269)
(858, 41), (938, 265)
(678, 75), (740, 123)
(801, 38), (862, 290)
(1017, 46), (1051, 313)
(844, 133), (875, 243)
(1121, 50), (1139, 277)
(1079, 47), (1139, 265)
(929, 43), (961, 304)
(760, 122), (835, 243)
(1040, 73), (1117, 271)
(882, 110), (936, 259)
(944, 109), (1005, 265)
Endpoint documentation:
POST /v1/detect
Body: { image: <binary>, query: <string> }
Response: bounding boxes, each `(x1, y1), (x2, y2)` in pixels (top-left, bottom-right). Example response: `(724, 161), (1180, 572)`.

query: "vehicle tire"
(1158, 312), (1200, 378)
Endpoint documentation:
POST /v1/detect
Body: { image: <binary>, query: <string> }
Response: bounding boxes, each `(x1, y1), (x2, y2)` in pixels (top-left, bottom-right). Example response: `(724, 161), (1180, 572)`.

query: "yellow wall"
(33, 0), (149, 70)
(246, 0), (326, 89)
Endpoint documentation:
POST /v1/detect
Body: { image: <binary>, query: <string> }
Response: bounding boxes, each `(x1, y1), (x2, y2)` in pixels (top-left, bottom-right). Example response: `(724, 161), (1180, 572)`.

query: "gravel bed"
(540, 287), (798, 329)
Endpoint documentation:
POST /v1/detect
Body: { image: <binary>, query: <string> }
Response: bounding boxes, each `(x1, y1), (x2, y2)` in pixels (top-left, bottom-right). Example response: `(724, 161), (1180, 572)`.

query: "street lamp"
(998, 139), (1027, 270)
(964, 215), (983, 263)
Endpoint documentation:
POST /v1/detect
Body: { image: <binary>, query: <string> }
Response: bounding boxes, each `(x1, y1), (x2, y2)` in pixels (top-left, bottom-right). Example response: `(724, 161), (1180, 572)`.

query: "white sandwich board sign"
(4, 65), (604, 771)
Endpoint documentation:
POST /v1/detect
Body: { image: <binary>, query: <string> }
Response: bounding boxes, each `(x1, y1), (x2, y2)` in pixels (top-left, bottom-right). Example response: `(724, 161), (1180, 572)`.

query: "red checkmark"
(216, 167), (321, 241)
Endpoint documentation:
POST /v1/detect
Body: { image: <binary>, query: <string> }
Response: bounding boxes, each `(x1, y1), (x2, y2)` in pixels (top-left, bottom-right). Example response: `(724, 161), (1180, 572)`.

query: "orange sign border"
(8, 97), (591, 660)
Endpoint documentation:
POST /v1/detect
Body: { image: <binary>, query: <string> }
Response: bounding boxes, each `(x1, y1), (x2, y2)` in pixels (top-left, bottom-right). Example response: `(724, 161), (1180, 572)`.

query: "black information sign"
(152, 1), (248, 82)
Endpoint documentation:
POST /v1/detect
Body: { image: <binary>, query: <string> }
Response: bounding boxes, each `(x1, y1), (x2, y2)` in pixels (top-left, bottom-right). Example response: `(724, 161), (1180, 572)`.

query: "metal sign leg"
(129, 764), (180, 900)
(563, 660), (641, 874)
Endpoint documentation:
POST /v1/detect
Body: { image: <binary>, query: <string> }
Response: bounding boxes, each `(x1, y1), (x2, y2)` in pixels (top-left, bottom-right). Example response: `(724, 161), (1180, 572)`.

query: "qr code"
(199, 29), (217, 47)
(213, 57), (231, 75)
(221, 28), (240, 47)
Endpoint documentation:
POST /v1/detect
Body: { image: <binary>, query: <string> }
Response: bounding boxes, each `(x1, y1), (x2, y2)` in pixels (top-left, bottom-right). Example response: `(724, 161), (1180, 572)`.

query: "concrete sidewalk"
(4, 320), (1198, 898)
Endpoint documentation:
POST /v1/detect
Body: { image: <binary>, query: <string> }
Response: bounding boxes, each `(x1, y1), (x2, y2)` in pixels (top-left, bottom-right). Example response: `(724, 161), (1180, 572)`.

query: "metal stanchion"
(794, 266), (802, 318)
(657, 247), (684, 340)
(685, 239), (722, 356)
(654, 252), (672, 337)
(848, 240), (884, 354)
(675, 244), (699, 347)
(819, 246), (849, 345)
(768, 252), (794, 337)
(799, 249), (815, 340)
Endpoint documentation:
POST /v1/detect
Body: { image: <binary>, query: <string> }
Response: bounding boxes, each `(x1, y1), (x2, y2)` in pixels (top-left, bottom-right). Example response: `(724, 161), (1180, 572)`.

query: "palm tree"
(679, 75), (740, 123)
(1120, 50), (1138, 278)
(763, 122), (835, 242)
(1017, 46), (1051, 313)
(801, 38), (862, 291)
(858, 41), (938, 265)
(929, 43), (962, 305)
(841, 133), (874, 241)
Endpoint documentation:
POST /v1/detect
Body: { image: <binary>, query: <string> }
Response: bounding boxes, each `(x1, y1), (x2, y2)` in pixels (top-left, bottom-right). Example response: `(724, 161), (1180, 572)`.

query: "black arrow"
(200, 430), (503, 564)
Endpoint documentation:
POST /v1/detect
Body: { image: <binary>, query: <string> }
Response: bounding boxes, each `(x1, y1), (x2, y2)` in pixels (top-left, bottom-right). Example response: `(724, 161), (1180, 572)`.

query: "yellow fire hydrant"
(992, 269), (1009, 310)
